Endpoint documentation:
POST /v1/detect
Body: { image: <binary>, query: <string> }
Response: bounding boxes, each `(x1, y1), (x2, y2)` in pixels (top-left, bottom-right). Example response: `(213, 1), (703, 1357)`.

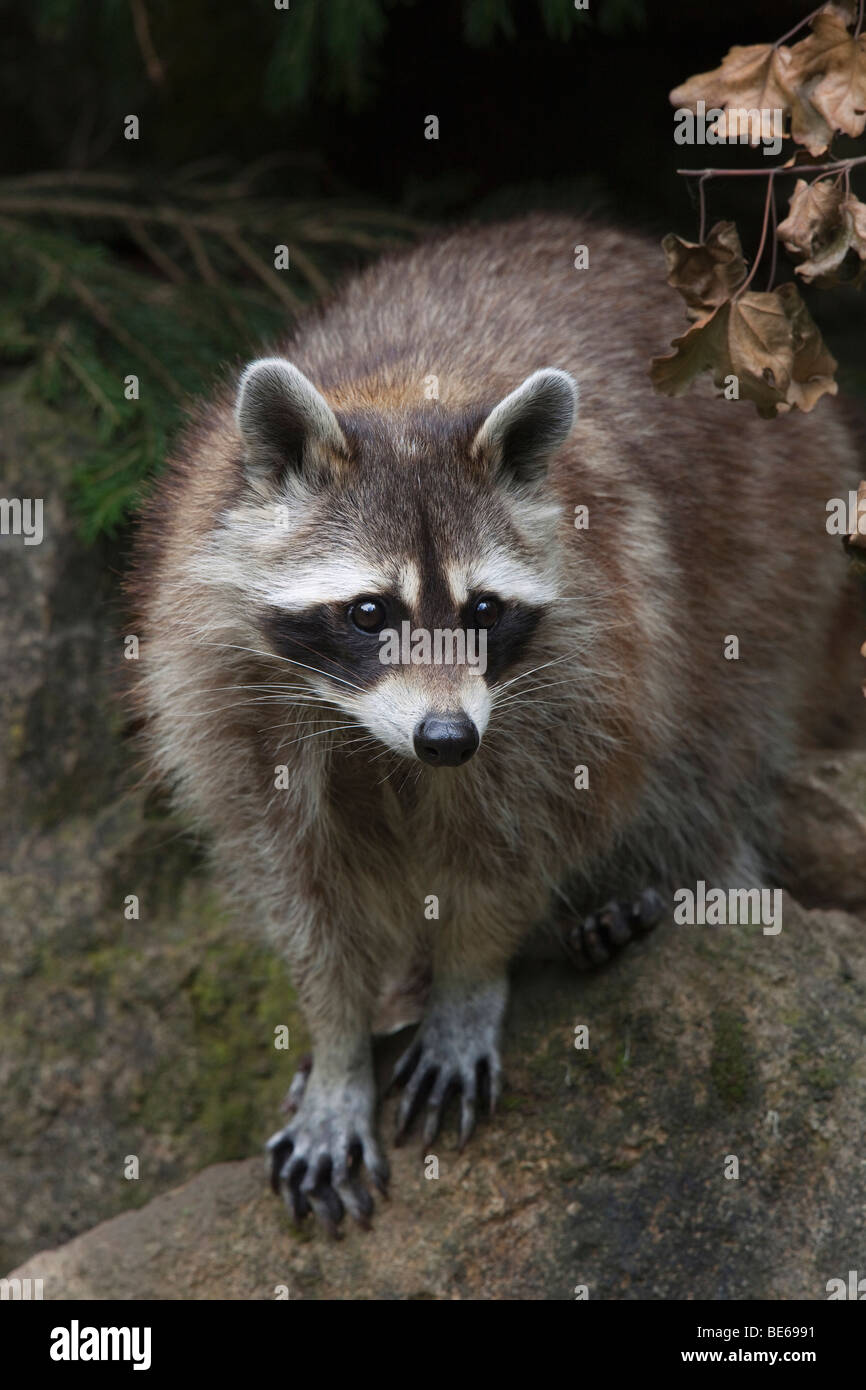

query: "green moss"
(138, 937), (306, 1163)
(709, 1009), (756, 1110)
(789, 1041), (843, 1099)
(806, 1063), (839, 1096)
(499, 1095), (524, 1111)
(24, 870), (307, 1165)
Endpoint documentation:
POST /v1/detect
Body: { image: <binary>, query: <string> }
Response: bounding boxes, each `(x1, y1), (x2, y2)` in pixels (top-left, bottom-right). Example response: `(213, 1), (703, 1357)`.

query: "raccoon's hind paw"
(266, 1083), (389, 1238)
(562, 888), (665, 971)
(391, 978), (507, 1151)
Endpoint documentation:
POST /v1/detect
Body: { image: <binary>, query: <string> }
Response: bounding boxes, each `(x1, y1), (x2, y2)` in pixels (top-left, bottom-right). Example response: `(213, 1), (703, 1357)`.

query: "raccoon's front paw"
(391, 978), (507, 1150)
(266, 1072), (389, 1237)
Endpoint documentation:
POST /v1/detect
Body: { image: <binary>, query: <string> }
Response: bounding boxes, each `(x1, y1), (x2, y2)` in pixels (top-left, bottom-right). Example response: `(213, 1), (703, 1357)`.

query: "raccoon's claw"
(391, 979), (507, 1149)
(266, 1081), (388, 1236)
(393, 1050), (498, 1149)
(563, 888), (665, 971)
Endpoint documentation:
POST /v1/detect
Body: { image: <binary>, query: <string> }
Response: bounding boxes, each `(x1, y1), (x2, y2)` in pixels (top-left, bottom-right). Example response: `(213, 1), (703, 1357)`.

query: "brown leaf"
(823, 0), (860, 21)
(787, 80), (837, 155)
(796, 222), (856, 282)
(848, 479), (866, 548)
(668, 39), (829, 150)
(791, 192), (866, 284)
(670, 6), (866, 157)
(660, 221), (748, 321)
(650, 283), (838, 417)
(842, 192), (866, 255)
(777, 177), (843, 257)
(777, 282), (840, 410)
(789, 10), (866, 142)
(670, 44), (792, 125)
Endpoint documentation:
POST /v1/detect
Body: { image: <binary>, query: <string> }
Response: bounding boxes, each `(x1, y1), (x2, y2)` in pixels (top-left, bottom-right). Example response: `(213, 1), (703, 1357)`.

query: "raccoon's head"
(228, 356), (576, 766)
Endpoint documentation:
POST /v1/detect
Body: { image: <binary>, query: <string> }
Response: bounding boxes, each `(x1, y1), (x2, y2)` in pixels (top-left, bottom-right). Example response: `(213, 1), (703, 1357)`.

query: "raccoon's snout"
(413, 713), (479, 767)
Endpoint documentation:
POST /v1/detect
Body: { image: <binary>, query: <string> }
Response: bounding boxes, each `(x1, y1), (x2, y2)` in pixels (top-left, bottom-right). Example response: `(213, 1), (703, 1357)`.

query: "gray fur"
(130, 214), (863, 1234)
(472, 367), (578, 485)
(235, 356), (346, 481)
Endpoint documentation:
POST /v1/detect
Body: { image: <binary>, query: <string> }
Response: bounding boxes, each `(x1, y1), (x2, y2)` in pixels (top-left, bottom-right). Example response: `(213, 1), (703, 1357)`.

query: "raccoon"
(129, 214), (862, 1234)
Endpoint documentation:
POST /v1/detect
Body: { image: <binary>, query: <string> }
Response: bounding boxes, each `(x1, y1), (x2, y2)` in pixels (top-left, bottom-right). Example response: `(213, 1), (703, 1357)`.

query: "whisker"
(259, 715), (360, 733)
(200, 695), (345, 717)
(194, 640), (367, 695)
(275, 723), (362, 752)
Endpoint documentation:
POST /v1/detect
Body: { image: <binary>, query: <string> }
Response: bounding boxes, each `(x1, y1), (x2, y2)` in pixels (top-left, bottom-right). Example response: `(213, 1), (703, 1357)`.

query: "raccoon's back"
(290, 213), (677, 410)
(286, 213), (857, 496)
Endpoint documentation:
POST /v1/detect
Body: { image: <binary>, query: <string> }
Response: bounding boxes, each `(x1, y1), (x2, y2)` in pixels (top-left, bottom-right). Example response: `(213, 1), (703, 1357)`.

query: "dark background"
(2, 0), (864, 547)
(3, 0), (852, 221)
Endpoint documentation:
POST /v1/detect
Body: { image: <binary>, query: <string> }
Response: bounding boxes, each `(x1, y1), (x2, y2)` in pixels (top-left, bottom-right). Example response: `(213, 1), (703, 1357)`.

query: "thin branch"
(774, 4), (825, 48)
(766, 179), (778, 291)
(57, 345), (122, 423)
(678, 154), (866, 179)
(129, 0), (166, 85)
(178, 220), (250, 334)
(0, 171), (134, 190)
(0, 221), (184, 400)
(177, 219), (218, 284)
(219, 227), (302, 312)
(126, 219), (187, 283)
(735, 174), (776, 298)
(65, 274), (183, 398)
(0, 193), (235, 233)
(283, 241), (331, 298)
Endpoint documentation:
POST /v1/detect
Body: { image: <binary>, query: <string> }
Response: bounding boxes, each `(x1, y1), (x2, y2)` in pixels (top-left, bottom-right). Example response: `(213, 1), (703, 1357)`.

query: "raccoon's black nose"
(413, 715), (479, 766)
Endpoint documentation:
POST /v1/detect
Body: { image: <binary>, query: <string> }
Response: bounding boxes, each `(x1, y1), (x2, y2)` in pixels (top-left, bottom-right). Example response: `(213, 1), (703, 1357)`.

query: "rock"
(0, 382), (303, 1274)
(779, 750), (866, 911)
(8, 895), (866, 1300)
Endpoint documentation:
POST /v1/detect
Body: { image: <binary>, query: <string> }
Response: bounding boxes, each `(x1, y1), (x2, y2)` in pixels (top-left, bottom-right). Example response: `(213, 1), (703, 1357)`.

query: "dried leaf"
(660, 221), (748, 321)
(842, 192), (866, 255)
(823, 0), (859, 21)
(650, 283), (838, 417)
(796, 222), (856, 282)
(848, 479), (866, 548)
(777, 177), (843, 257)
(791, 192), (866, 284)
(844, 477), (866, 583)
(787, 79), (838, 155)
(670, 5), (866, 156)
(668, 39), (828, 150)
(777, 282), (840, 410)
(789, 11), (866, 142)
(669, 44), (793, 129)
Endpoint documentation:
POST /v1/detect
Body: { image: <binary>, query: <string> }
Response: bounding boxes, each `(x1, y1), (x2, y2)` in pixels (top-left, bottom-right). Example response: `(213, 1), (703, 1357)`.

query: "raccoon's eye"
(349, 597), (388, 633)
(471, 595), (501, 629)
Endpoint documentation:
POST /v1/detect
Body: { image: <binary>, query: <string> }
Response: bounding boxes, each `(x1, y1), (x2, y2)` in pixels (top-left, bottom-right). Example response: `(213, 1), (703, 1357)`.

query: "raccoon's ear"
(235, 357), (346, 484)
(473, 368), (577, 486)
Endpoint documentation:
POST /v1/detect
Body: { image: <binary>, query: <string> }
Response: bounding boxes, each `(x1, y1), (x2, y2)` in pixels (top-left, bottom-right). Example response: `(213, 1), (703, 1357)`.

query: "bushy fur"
(128, 214), (862, 1222)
